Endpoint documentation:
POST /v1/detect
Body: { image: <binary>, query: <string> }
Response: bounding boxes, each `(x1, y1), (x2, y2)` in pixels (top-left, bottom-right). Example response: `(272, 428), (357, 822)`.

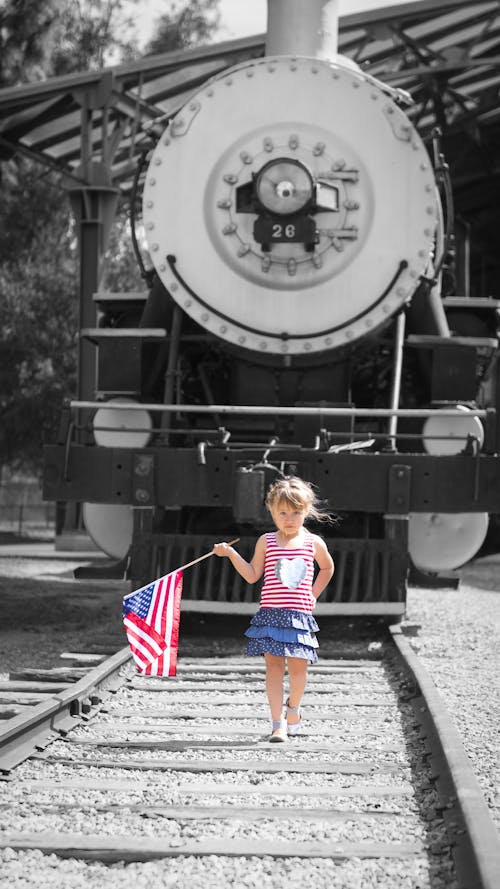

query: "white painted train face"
(143, 56), (438, 356)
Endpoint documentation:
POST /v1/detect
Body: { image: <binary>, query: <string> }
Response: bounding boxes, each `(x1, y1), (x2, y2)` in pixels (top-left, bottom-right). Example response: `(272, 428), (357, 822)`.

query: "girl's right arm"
(213, 535), (266, 584)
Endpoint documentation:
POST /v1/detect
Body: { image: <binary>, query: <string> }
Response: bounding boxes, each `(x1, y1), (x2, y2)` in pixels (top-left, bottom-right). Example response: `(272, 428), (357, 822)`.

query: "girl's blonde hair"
(265, 477), (334, 523)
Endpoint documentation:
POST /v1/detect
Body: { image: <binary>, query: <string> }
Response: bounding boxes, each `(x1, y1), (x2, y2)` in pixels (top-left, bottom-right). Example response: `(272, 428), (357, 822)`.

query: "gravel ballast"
(0, 544), (498, 887)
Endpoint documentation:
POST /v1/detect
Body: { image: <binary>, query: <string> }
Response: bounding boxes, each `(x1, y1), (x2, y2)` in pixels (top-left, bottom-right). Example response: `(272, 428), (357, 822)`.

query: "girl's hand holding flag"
(122, 538), (239, 677)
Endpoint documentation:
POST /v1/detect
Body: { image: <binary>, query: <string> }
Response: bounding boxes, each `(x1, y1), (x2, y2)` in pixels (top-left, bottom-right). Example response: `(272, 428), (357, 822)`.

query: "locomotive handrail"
(70, 400), (489, 419)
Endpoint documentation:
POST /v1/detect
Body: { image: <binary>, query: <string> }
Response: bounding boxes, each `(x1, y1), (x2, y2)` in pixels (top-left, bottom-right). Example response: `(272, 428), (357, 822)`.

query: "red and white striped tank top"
(260, 532), (315, 613)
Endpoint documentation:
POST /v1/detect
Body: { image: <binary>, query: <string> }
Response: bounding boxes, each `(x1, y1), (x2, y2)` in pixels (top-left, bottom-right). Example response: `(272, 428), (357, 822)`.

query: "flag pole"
(178, 537), (240, 572)
(122, 537), (240, 600)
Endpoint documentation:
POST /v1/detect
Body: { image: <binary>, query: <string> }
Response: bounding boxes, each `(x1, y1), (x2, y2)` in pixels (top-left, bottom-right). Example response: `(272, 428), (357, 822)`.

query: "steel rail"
(69, 400), (489, 419)
(0, 647), (131, 773)
(391, 625), (500, 889)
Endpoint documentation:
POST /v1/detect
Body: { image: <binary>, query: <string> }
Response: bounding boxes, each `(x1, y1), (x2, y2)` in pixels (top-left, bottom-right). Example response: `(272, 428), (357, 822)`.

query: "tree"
(0, 0), (221, 472)
(51, 0), (140, 74)
(0, 0), (65, 87)
(145, 0), (220, 55)
(0, 163), (78, 470)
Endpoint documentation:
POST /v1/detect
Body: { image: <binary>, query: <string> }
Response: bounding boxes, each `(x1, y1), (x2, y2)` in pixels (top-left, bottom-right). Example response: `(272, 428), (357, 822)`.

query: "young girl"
(213, 476), (334, 743)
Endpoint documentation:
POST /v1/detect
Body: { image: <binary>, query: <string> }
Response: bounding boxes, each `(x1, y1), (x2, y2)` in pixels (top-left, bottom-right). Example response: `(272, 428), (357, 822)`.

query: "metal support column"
(67, 183), (119, 404)
(59, 75), (119, 541)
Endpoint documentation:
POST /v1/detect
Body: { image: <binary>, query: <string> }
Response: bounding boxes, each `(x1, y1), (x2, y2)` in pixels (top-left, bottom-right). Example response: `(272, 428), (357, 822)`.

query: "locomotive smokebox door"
(234, 468), (267, 524)
(143, 55), (437, 357)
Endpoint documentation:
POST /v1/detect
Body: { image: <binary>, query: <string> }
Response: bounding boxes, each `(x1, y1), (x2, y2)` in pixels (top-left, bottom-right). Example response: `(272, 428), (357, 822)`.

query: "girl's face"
(271, 499), (308, 539)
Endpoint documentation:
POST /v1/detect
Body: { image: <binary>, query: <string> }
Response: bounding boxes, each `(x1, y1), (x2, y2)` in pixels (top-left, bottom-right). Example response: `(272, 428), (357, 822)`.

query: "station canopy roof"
(0, 0), (499, 215)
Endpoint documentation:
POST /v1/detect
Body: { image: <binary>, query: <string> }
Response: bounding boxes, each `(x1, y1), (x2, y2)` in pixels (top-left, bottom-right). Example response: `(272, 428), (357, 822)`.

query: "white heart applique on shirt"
(275, 557), (307, 590)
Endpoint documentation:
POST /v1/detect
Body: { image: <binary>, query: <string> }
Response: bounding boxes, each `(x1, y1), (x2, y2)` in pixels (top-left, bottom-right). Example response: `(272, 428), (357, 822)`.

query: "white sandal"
(286, 698), (302, 736)
(269, 719), (287, 743)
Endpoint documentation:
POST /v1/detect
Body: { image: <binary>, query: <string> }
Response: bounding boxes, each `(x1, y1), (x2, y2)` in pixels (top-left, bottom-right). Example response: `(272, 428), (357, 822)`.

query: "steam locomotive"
(43, 28), (500, 615)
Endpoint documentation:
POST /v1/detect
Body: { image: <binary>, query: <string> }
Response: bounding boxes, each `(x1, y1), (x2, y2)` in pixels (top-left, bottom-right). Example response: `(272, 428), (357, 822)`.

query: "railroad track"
(0, 629), (499, 888)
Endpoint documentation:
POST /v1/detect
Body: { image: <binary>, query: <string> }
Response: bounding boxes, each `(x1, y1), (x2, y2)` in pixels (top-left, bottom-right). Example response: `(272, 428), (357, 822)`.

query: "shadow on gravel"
(0, 572), (392, 670)
(179, 612), (390, 660)
(459, 556), (500, 592)
(0, 576), (126, 670)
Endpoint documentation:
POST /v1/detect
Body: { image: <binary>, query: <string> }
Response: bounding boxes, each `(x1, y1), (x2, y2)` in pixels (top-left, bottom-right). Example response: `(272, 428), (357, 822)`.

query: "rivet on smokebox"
(240, 151), (253, 164)
(289, 135), (299, 150)
(237, 244), (250, 257)
(264, 138), (274, 152)
(151, 244), (159, 252)
(313, 143), (325, 156)
(217, 199), (231, 209)
(223, 174), (238, 184)
(261, 256), (271, 272)
(287, 259), (297, 276)
(146, 222), (154, 230)
(223, 224), (237, 235)
(154, 157), (162, 166)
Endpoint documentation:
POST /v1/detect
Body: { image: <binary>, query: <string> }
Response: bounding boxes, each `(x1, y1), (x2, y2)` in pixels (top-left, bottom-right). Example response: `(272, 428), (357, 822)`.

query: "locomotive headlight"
(255, 158), (314, 216)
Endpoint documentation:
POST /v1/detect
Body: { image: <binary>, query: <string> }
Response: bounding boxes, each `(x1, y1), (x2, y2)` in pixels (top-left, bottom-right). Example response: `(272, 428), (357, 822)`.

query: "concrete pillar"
(266, 0), (340, 58)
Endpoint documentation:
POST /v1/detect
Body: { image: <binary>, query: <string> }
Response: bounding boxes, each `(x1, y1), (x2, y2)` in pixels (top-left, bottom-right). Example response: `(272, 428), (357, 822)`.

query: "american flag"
(122, 569), (183, 677)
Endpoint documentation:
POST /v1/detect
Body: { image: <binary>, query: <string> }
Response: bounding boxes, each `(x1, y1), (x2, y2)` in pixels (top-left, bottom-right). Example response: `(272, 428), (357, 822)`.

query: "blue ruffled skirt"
(245, 608), (319, 662)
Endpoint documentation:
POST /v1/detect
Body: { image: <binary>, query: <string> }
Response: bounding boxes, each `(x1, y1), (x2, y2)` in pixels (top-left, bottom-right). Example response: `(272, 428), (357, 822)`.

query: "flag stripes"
(122, 569), (183, 677)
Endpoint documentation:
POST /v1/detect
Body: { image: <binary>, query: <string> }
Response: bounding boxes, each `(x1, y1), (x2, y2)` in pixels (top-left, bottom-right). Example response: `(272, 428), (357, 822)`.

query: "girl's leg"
(264, 653), (286, 728)
(286, 657), (308, 726)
